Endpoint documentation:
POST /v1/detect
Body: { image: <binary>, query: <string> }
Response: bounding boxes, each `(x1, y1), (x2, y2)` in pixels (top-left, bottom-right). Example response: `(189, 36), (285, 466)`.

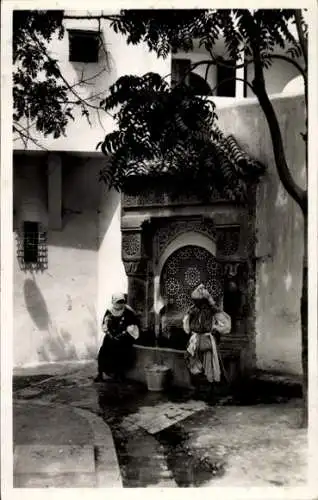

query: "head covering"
(112, 292), (126, 304)
(191, 284), (217, 308)
(110, 292), (126, 316)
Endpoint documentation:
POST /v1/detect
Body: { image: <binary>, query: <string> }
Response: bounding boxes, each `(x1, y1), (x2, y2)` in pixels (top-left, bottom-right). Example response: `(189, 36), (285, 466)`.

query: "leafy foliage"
(98, 72), (265, 201)
(13, 9), (306, 201)
(98, 9), (306, 199)
(111, 9), (306, 65)
(13, 9), (109, 144)
(13, 10), (71, 139)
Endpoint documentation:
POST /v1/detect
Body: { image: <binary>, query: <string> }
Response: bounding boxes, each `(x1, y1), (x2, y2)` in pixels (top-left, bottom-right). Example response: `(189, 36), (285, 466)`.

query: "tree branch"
(204, 62), (210, 84)
(14, 31), (114, 148)
(292, 11), (308, 156)
(294, 10), (308, 67)
(27, 31), (114, 118)
(13, 124), (49, 151)
(208, 48), (251, 70)
(69, 67), (108, 88)
(168, 51), (306, 97)
(63, 14), (119, 21)
(210, 77), (254, 96)
(251, 41), (306, 214)
(269, 54), (306, 81)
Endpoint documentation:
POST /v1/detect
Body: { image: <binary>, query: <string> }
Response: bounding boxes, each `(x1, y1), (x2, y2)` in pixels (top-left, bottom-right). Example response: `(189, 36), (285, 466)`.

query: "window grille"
(68, 30), (100, 63)
(16, 221), (48, 271)
(216, 61), (236, 97)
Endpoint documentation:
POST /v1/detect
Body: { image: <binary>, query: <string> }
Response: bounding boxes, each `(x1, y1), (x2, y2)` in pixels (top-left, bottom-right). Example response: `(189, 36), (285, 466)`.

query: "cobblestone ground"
(13, 362), (307, 488)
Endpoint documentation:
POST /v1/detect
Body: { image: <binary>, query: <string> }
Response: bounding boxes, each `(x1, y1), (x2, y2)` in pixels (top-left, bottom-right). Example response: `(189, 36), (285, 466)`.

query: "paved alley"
(13, 362), (307, 488)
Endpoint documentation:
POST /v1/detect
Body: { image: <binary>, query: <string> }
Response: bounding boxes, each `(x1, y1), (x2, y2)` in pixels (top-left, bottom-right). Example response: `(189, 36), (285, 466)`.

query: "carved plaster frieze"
(154, 218), (217, 260)
(123, 258), (148, 277)
(122, 232), (142, 258)
(216, 226), (241, 257)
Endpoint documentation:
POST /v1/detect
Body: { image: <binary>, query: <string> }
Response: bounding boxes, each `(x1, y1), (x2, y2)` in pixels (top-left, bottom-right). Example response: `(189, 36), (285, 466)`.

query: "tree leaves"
(98, 72), (265, 201)
(13, 10), (69, 139)
(112, 9), (307, 69)
(13, 8), (307, 152)
(97, 8), (306, 200)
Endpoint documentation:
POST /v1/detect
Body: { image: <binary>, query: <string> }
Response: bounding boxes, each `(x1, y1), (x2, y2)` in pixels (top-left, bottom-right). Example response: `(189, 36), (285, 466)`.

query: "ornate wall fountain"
(121, 177), (257, 373)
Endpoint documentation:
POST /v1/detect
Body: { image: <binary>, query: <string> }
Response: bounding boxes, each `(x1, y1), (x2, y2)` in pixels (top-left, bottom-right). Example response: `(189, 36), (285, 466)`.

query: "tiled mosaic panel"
(161, 245), (223, 312)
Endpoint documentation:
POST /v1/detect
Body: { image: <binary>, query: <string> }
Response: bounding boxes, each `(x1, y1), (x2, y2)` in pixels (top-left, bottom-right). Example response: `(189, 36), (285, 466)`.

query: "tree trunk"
(301, 212), (308, 427)
(251, 52), (308, 425)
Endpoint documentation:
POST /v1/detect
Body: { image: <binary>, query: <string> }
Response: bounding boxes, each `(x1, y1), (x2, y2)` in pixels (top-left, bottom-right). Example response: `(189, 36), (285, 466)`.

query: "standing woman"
(94, 293), (139, 382)
(183, 284), (231, 397)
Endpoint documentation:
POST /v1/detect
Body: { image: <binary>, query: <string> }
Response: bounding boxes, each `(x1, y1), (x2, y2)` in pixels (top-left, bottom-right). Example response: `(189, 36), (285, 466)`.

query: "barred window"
(16, 221), (48, 271)
(68, 30), (99, 63)
(23, 221), (39, 263)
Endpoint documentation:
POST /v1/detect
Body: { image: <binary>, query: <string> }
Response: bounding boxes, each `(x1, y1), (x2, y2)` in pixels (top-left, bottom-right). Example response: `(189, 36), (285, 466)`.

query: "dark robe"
(97, 306), (138, 378)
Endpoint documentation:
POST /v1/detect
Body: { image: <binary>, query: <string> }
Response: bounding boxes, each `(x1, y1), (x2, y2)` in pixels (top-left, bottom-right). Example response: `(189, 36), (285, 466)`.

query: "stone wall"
(13, 93), (305, 375)
(217, 94), (305, 375)
(13, 153), (125, 367)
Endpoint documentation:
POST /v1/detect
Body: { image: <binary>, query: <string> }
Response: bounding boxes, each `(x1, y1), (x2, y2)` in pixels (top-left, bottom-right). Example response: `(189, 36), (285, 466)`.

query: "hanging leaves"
(98, 70), (265, 201)
(111, 9), (306, 65)
(13, 8), (306, 150)
(13, 10), (69, 139)
(97, 8), (306, 199)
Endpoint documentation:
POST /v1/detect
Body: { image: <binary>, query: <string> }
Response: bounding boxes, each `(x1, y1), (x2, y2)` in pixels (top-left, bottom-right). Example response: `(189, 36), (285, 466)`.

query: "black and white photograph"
(1, 1), (317, 495)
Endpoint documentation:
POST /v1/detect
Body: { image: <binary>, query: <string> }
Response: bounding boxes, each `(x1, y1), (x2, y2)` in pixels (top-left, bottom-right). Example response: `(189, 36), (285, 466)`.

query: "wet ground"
(95, 380), (305, 487)
(96, 382), (217, 487)
(13, 363), (307, 488)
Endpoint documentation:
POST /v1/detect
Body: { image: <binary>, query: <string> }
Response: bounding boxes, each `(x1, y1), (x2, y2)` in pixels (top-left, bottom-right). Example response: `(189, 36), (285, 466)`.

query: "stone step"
(14, 472), (97, 488)
(14, 444), (96, 488)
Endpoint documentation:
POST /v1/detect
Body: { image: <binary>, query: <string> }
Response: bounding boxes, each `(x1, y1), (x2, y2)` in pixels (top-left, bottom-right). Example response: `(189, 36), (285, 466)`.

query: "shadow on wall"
(24, 278), (50, 331)
(51, 155), (120, 251)
(37, 326), (78, 362)
(13, 153), (121, 252)
(23, 278), (80, 362)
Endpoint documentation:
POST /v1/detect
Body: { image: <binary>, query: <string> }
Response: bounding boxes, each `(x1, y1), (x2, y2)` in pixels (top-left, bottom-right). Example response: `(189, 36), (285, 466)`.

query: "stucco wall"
(246, 56), (302, 97)
(13, 154), (125, 367)
(217, 94), (306, 375)
(97, 184), (127, 343)
(13, 15), (301, 154)
(13, 94), (305, 374)
(13, 14), (171, 153)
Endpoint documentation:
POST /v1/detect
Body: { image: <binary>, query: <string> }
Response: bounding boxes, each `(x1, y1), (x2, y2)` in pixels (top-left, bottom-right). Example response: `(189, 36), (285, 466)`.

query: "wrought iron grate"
(16, 221), (48, 272)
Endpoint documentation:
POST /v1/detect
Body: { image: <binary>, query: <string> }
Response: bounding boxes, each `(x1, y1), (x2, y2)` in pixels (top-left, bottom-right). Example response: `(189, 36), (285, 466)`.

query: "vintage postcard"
(1, 1), (317, 499)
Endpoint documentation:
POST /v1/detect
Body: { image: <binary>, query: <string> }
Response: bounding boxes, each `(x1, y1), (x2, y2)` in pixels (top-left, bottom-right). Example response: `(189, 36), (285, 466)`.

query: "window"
(216, 62), (236, 97)
(23, 221), (39, 263)
(171, 58), (191, 87)
(188, 73), (212, 96)
(172, 57), (238, 96)
(16, 221), (48, 271)
(171, 59), (212, 95)
(68, 30), (99, 63)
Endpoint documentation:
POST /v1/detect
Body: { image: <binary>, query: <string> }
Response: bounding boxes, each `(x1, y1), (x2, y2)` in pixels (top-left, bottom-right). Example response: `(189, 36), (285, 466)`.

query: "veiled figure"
(183, 284), (231, 395)
(94, 293), (139, 382)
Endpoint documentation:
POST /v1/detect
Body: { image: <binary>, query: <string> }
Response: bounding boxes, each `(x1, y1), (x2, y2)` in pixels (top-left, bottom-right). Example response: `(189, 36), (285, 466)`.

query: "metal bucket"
(145, 364), (170, 391)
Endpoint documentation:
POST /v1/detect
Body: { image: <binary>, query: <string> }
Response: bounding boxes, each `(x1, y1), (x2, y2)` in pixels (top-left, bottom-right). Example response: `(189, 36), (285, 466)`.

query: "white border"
(1, 1), (318, 500)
